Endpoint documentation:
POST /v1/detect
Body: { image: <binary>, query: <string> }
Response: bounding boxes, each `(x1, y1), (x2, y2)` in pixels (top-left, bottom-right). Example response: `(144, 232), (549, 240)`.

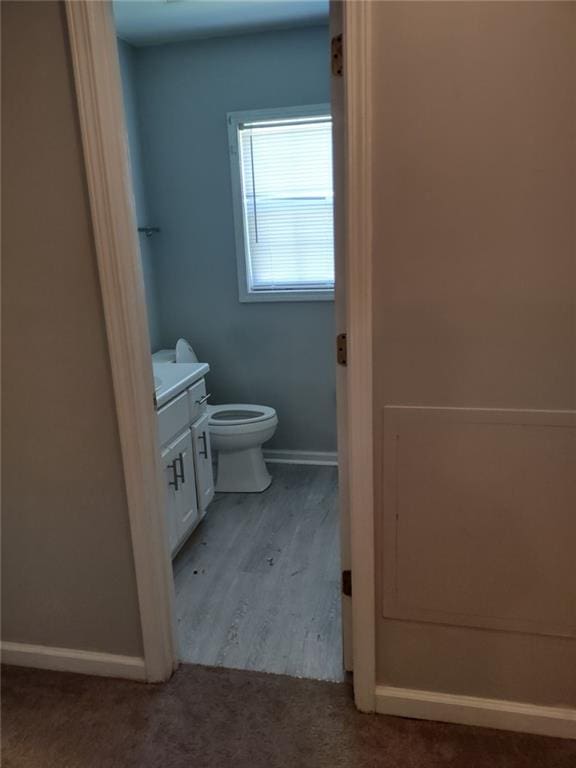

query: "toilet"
(208, 404), (277, 493)
(152, 340), (278, 493)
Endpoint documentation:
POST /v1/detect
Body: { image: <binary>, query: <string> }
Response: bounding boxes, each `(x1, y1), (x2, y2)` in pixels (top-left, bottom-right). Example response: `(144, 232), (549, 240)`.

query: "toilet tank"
(152, 349), (176, 363)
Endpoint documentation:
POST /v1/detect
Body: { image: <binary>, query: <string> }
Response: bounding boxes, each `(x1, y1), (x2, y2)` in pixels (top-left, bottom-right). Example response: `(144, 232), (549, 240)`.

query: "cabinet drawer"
(188, 378), (208, 423)
(157, 391), (189, 446)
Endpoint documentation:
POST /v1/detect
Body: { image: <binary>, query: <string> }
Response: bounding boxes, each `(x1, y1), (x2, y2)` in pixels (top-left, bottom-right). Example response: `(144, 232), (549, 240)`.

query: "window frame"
(227, 104), (334, 303)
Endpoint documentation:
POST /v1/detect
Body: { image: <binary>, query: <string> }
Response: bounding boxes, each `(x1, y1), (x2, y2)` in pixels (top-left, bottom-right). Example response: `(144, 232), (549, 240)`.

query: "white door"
(191, 413), (214, 513)
(331, 0), (352, 671)
(162, 430), (199, 554)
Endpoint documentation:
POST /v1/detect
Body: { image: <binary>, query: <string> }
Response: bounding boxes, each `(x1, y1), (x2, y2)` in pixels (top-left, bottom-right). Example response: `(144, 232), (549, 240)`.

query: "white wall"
(1, 0), (143, 657)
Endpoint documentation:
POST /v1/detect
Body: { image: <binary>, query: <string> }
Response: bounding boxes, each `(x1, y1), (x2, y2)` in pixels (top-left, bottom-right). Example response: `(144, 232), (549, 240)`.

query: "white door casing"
(330, 0), (353, 675)
(65, 0), (177, 682)
(340, 0), (376, 711)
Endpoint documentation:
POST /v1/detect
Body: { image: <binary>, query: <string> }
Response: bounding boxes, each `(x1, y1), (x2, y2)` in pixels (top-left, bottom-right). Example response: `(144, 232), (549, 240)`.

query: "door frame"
(65, 0), (376, 708)
(65, 0), (177, 683)
(340, 0), (375, 711)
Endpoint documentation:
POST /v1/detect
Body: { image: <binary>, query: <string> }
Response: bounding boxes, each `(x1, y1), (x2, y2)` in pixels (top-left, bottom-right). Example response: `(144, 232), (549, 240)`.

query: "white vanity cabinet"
(156, 373), (214, 557)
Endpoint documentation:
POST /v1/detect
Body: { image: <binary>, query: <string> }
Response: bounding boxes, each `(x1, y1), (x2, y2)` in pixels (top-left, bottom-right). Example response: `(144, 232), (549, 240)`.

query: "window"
(228, 105), (334, 302)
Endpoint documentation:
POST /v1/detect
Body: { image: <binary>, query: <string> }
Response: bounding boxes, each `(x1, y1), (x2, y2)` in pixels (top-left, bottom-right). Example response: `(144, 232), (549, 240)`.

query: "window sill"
(239, 289), (334, 304)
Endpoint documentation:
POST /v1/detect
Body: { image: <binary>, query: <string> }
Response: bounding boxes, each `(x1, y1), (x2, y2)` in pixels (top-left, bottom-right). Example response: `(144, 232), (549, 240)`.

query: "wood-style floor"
(173, 463), (343, 682)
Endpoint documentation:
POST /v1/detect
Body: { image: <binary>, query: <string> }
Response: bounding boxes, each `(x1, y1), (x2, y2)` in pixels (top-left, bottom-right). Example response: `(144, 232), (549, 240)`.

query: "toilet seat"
(208, 404), (276, 428)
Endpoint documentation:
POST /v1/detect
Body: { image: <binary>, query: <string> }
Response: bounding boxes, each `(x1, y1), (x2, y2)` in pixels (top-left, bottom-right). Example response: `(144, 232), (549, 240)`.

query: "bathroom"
(114, 1), (342, 681)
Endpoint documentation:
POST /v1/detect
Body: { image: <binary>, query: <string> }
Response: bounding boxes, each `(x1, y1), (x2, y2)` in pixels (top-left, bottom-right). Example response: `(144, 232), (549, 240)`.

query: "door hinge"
(331, 33), (343, 77)
(342, 569), (352, 597)
(336, 333), (347, 366)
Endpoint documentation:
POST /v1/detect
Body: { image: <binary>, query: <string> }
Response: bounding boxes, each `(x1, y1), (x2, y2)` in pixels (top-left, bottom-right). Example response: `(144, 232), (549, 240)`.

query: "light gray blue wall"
(133, 26), (336, 451)
(117, 40), (161, 350)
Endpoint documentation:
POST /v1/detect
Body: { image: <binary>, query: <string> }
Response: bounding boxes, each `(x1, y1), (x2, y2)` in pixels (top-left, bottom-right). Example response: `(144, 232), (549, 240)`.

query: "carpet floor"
(2, 664), (575, 768)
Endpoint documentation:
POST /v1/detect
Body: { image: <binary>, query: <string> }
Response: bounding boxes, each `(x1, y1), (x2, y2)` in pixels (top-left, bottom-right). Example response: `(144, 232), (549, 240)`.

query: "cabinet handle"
(199, 431), (209, 459)
(176, 452), (186, 484)
(168, 460), (179, 491)
(195, 393), (211, 406)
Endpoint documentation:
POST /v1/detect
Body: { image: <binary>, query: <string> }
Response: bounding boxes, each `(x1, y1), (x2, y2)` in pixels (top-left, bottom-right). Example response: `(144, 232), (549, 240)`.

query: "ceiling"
(113, 0), (329, 46)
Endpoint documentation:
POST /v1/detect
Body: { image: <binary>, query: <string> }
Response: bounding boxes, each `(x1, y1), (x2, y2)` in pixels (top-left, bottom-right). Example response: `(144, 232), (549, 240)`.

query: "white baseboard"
(264, 449), (338, 466)
(1, 641), (146, 681)
(375, 685), (576, 740)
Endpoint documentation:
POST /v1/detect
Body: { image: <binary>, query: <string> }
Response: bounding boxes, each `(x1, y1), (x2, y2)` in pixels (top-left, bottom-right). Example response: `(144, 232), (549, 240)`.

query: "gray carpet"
(2, 664), (575, 768)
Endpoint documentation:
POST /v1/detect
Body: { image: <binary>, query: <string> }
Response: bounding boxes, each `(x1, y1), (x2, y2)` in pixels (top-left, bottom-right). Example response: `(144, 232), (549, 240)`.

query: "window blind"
(238, 116), (334, 293)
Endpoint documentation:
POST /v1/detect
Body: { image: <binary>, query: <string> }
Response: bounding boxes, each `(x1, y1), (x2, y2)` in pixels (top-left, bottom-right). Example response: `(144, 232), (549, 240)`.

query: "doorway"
(65, 0), (374, 708)
(116, 1), (344, 682)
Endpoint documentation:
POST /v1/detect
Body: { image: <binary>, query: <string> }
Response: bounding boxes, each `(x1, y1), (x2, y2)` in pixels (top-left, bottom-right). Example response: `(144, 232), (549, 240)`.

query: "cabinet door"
(174, 430), (199, 542)
(191, 413), (215, 513)
(161, 439), (183, 554)
(162, 430), (199, 555)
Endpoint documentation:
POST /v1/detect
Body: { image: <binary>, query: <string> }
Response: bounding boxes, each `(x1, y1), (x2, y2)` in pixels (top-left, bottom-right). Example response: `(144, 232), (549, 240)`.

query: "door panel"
(381, 406), (576, 637)
(371, 0), (576, 703)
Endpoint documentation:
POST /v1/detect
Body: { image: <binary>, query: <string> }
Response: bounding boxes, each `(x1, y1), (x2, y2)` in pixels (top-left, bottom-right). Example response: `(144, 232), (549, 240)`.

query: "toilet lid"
(208, 404), (276, 426)
(175, 337), (198, 364)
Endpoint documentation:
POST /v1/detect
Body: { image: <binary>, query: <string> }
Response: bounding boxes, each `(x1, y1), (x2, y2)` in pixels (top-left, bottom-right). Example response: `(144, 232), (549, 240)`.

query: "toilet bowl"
(208, 404), (278, 493)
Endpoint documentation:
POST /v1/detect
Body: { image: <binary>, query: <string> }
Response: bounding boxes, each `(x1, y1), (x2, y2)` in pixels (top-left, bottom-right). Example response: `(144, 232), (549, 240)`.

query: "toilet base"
(215, 446), (272, 493)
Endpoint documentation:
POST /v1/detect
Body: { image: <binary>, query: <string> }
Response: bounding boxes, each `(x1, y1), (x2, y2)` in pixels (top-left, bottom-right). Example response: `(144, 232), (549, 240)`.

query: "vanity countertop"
(153, 362), (210, 409)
